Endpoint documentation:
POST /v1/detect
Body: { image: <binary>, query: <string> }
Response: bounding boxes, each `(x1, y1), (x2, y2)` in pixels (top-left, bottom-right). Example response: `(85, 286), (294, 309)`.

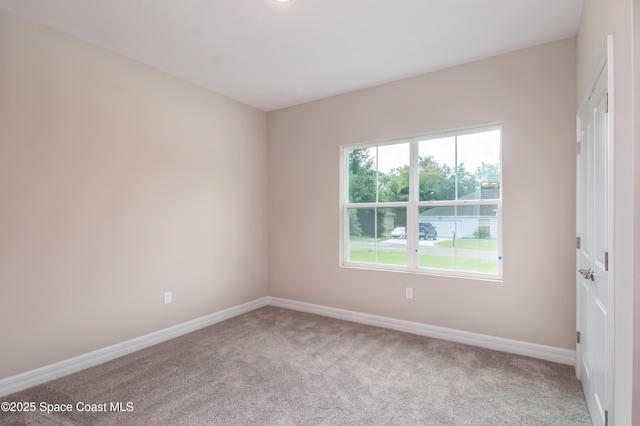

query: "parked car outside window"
(391, 227), (406, 238)
(390, 224), (437, 240)
(419, 223), (438, 240)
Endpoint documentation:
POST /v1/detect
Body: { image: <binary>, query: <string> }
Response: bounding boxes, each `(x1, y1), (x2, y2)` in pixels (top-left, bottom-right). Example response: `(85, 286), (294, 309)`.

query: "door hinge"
(605, 409), (609, 426)
(576, 141), (581, 154)
(605, 252), (609, 272)
(576, 237), (581, 249)
(605, 93), (609, 113)
(577, 331), (581, 344)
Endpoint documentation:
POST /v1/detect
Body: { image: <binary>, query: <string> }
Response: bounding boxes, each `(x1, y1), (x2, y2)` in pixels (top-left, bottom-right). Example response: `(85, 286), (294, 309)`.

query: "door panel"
(578, 65), (609, 426)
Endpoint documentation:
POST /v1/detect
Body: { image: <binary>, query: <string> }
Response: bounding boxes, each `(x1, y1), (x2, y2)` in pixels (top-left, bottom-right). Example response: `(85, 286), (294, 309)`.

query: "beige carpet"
(1, 306), (590, 425)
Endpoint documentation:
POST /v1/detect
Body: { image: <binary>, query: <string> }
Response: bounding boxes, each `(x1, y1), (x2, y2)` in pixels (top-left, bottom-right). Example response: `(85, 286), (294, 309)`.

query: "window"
(341, 125), (502, 279)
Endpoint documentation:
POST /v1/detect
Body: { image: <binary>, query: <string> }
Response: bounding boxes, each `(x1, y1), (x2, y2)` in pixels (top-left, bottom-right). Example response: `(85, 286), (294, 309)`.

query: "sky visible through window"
(376, 129), (500, 174)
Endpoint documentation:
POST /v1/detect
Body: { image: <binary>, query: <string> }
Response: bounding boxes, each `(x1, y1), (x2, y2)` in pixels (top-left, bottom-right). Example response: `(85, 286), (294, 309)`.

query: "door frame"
(576, 34), (615, 424)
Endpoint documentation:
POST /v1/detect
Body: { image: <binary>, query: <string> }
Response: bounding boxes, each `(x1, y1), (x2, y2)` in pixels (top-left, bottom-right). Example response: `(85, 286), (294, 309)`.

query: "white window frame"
(340, 124), (503, 280)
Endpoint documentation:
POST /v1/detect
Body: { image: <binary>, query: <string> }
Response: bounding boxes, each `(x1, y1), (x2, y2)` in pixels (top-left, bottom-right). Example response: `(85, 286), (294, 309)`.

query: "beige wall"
(268, 39), (577, 349)
(576, 0), (637, 423)
(0, 11), (269, 379)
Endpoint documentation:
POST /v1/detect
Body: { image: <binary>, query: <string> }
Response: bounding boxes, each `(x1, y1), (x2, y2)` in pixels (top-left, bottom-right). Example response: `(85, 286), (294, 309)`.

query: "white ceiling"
(0, 0), (584, 111)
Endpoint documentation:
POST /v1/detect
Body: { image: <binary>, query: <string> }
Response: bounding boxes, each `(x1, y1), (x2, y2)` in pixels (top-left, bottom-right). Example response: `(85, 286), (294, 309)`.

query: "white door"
(577, 65), (609, 426)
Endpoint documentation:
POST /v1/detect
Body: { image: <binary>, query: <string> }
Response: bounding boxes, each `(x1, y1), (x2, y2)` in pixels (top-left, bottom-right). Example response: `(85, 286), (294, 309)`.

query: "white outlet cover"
(164, 292), (172, 304)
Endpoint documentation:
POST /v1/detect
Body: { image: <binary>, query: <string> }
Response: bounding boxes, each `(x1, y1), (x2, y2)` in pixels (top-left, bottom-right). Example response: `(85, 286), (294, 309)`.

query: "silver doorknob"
(578, 268), (594, 281)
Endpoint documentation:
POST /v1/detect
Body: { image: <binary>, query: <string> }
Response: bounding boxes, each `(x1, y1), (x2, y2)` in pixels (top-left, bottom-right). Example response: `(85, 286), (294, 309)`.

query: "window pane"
(418, 205), (500, 274)
(347, 207), (376, 263)
(457, 129), (501, 200)
(378, 143), (410, 202)
(454, 204), (500, 273)
(378, 207), (407, 266)
(347, 207), (407, 267)
(418, 205), (453, 269)
(418, 137), (455, 201)
(348, 148), (377, 203)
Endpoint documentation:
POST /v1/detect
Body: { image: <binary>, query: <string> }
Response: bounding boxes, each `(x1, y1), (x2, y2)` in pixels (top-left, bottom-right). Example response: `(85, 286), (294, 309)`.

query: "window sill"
(340, 262), (503, 283)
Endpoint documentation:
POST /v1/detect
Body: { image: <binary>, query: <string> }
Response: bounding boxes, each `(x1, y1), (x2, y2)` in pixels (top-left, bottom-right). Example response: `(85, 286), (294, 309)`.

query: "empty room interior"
(0, 0), (639, 424)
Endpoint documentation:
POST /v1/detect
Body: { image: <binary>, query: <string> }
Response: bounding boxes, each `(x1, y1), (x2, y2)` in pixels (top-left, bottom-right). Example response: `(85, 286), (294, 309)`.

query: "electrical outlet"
(164, 291), (172, 304)
(405, 287), (413, 299)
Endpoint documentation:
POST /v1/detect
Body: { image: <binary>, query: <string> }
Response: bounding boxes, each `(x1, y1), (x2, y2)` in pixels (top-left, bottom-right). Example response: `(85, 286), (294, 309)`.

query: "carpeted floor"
(1, 306), (591, 425)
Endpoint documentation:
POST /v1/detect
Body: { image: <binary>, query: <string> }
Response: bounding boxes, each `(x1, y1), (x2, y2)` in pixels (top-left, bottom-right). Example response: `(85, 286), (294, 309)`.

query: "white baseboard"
(0, 297), (269, 398)
(268, 297), (575, 365)
(1, 295), (575, 398)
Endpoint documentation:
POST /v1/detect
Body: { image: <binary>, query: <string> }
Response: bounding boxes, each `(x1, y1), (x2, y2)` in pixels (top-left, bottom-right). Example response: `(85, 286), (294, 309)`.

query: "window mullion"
(406, 139), (419, 270)
(417, 200), (500, 207)
(375, 146), (379, 204)
(346, 202), (410, 208)
(454, 135), (459, 200)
